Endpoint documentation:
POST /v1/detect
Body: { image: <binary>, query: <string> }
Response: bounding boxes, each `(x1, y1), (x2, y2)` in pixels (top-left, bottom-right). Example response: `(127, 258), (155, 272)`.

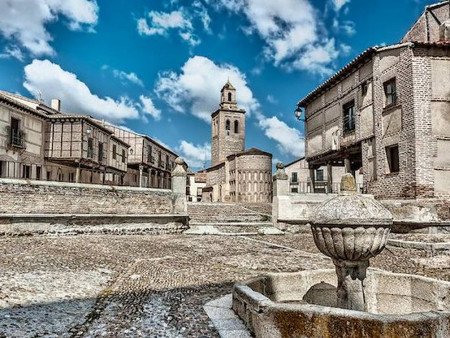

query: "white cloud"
(212, 0), (339, 74)
(177, 140), (211, 169)
(331, 0), (350, 11)
(266, 94), (278, 104)
(23, 59), (147, 122)
(0, 45), (25, 61)
(137, 9), (200, 46)
(155, 55), (260, 122)
(291, 39), (339, 75)
(139, 95), (161, 121)
(0, 0), (98, 56)
(259, 116), (304, 157)
(112, 69), (144, 87)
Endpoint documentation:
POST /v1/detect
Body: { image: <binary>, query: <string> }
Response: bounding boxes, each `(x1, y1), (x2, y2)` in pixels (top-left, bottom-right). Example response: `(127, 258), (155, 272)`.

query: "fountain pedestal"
(334, 259), (368, 311)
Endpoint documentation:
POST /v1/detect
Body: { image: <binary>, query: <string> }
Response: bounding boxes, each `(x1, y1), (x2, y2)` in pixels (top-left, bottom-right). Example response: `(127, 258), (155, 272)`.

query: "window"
(36, 166), (41, 180)
(98, 142), (104, 162)
(228, 92), (232, 101)
(316, 169), (324, 181)
(158, 151), (162, 167)
(166, 154), (170, 170)
(69, 172), (75, 182)
(87, 138), (94, 158)
(234, 120), (239, 133)
(361, 81), (368, 96)
(147, 145), (153, 163)
(343, 100), (355, 133)
(386, 145), (400, 173)
(0, 161), (3, 177)
(225, 119), (231, 131)
(47, 171), (51, 181)
(122, 149), (126, 163)
(384, 78), (397, 106)
(291, 172), (298, 183)
(112, 144), (117, 160)
(291, 187), (298, 193)
(10, 117), (23, 147)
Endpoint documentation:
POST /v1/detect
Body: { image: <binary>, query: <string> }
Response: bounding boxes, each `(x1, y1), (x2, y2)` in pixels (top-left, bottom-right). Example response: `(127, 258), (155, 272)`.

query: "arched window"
(225, 119), (231, 131)
(228, 92), (232, 101)
(234, 120), (239, 133)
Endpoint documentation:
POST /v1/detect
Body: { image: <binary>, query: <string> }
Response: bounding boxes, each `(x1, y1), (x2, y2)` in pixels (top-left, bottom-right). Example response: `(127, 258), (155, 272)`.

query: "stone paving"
(0, 233), (449, 337)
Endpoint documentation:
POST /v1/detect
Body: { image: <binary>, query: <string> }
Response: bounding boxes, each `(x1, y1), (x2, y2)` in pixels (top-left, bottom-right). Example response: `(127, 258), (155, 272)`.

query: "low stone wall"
(273, 194), (450, 233)
(0, 179), (183, 215)
(273, 194), (335, 232)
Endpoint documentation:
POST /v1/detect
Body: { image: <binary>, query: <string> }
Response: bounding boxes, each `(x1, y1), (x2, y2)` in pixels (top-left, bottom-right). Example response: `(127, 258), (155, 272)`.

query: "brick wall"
(0, 179), (178, 214)
(368, 46), (418, 198)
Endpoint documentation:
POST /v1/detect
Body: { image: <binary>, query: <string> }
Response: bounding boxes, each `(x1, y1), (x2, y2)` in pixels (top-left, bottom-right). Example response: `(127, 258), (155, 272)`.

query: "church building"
(201, 81), (273, 203)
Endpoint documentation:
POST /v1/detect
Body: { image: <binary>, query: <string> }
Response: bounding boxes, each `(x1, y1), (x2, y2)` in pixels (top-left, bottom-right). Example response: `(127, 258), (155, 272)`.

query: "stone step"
(184, 224), (283, 236)
(189, 221), (273, 227)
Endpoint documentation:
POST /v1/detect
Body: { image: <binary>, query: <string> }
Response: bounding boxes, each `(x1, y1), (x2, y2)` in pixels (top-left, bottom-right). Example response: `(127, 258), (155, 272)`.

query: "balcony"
(9, 128), (25, 148)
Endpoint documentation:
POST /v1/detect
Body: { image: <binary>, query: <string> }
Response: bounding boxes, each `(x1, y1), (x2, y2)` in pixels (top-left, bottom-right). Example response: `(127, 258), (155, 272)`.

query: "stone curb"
(203, 294), (252, 338)
(388, 239), (450, 251)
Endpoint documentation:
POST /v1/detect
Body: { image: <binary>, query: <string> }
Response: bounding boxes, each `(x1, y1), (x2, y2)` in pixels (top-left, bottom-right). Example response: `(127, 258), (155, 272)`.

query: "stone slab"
(204, 294), (252, 338)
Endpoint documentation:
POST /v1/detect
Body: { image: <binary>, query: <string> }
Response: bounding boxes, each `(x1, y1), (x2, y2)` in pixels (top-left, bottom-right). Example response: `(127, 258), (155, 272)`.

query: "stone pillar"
(272, 163), (288, 230)
(148, 168), (151, 188)
(273, 163), (289, 197)
(344, 158), (351, 174)
(75, 166), (81, 183)
(171, 157), (187, 214)
(326, 163), (332, 193)
(138, 165), (144, 188)
(309, 168), (316, 193)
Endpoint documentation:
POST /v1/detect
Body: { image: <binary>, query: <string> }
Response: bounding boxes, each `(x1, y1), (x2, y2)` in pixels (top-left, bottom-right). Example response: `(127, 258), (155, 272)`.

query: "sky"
(0, 0), (439, 170)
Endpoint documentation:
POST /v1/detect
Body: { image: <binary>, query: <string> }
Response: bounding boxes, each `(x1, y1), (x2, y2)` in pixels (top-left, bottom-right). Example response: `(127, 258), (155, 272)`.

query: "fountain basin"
(232, 268), (450, 338)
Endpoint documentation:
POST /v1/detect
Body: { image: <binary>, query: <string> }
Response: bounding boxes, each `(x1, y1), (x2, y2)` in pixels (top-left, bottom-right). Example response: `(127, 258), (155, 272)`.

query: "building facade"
(0, 91), (179, 188)
(298, 1), (450, 199)
(99, 122), (177, 189)
(284, 158), (348, 194)
(202, 82), (272, 203)
(187, 170), (206, 202)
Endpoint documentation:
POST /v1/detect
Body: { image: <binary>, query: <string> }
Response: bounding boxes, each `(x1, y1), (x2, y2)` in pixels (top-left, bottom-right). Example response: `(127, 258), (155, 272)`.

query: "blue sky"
(0, 0), (438, 169)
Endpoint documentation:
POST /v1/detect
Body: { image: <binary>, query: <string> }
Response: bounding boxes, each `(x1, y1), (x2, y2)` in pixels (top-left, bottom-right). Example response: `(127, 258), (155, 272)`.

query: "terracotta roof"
(0, 92), (48, 119)
(226, 147), (272, 160)
(285, 157), (306, 168)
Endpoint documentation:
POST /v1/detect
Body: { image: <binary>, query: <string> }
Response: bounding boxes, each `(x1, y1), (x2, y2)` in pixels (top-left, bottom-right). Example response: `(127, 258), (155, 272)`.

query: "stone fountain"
(310, 173), (392, 312)
(232, 174), (450, 337)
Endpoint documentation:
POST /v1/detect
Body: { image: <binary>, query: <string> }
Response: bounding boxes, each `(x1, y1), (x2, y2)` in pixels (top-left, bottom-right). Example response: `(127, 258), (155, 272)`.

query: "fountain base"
(232, 268), (450, 338)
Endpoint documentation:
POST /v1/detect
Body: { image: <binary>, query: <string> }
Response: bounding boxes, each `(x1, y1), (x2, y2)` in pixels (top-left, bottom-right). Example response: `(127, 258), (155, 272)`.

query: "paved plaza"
(0, 233), (449, 337)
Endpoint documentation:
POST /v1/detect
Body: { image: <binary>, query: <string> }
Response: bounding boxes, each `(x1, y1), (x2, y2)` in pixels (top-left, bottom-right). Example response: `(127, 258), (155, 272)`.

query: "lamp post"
(294, 105), (305, 122)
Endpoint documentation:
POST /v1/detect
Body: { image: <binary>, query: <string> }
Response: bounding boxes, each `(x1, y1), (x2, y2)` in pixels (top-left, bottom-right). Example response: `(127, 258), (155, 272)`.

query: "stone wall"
(0, 178), (181, 215)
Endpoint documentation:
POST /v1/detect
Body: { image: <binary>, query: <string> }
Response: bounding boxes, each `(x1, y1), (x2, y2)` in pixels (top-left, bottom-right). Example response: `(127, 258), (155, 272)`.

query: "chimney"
(51, 99), (61, 112)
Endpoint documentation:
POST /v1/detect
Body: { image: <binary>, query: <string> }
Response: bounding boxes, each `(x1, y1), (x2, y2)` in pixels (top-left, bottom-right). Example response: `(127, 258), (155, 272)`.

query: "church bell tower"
(211, 80), (246, 166)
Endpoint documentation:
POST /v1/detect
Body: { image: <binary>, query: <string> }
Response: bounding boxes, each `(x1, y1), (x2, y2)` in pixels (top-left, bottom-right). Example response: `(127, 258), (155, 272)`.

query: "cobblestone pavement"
(0, 233), (449, 337)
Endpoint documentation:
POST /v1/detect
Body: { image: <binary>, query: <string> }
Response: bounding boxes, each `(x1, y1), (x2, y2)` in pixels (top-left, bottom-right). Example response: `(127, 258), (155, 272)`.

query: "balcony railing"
(289, 181), (366, 194)
(9, 129), (25, 148)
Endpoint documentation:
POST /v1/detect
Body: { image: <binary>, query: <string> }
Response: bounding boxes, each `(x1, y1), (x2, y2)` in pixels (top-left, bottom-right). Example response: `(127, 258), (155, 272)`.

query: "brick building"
(297, 1), (450, 199)
(0, 91), (179, 187)
(202, 82), (272, 203)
